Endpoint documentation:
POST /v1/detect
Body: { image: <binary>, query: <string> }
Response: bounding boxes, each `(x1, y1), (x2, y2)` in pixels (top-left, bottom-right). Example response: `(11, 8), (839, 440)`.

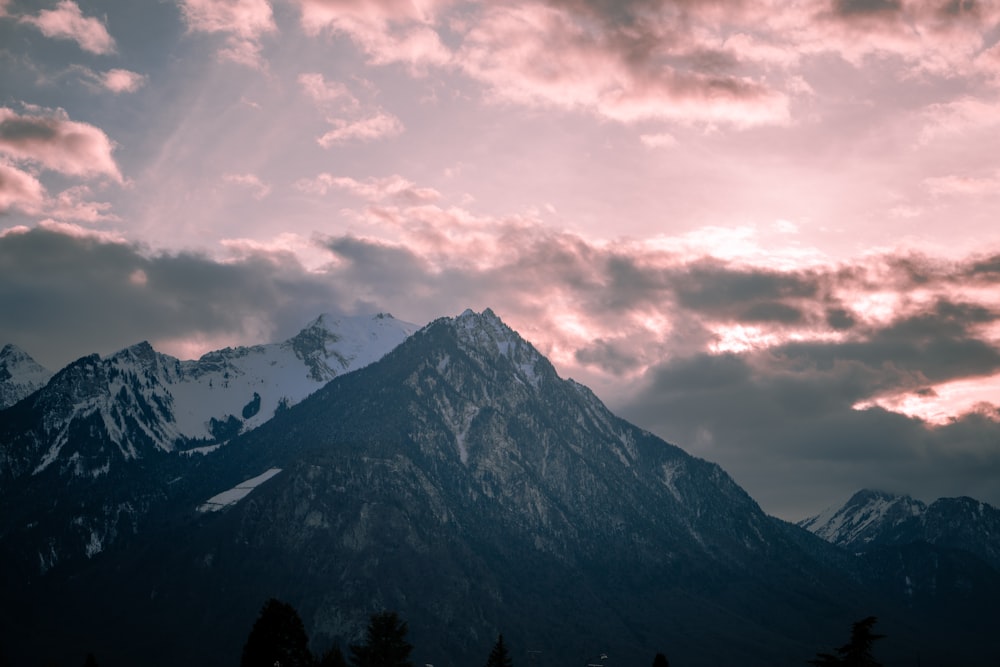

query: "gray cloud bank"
(3, 223), (999, 519)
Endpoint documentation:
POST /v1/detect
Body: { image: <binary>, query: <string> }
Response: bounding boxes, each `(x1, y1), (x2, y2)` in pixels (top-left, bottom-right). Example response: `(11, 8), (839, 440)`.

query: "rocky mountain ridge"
(1, 310), (998, 667)
(800, 488), (1000, 569)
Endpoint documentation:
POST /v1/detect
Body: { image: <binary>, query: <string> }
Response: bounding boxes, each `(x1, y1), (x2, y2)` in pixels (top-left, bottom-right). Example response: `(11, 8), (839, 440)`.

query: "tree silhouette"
(82, 654), (100, 667)
(349, 611), (413, 667)
(319, 645), (349, 667)
(809, 616), (885, 667)
(241, 598), (315, 667)
(652, 652), (670, 667)
(485, 634), (513, 667)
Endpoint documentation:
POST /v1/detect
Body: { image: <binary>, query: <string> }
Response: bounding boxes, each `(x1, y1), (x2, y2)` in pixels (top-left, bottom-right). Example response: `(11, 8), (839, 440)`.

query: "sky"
(2, 0), (1000, 520)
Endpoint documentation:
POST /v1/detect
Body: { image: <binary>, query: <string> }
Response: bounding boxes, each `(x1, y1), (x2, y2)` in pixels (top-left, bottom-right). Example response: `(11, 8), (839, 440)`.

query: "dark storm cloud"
(574, 338), (645, 376)
(617, 341), (1000, 519)
(0, 226), (344, 368)
(672, 260), (820, 310)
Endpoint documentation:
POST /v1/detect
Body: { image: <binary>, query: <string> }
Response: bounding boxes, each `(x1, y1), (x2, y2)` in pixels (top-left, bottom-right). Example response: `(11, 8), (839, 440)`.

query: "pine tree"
(82, 653), (100, 667)
(241, 598), (315, 667)
(809, 616), (885, 667)
(349, 611), (414, 667)
(320, 645), (349, 667)
(652, 652), (670, 667)
(485, 634), (513, 667)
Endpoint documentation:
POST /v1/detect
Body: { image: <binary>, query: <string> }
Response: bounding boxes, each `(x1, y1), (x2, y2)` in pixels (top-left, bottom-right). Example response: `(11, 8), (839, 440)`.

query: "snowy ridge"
(169, 312), (418, 441)
(0, 344), (52, 409)
(3, 313), (418, 480)
(799, 489), (925, 547)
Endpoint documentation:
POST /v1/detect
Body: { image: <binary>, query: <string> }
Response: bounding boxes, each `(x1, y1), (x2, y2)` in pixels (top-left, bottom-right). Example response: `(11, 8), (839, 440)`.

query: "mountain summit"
(0, 343), (52, 409)
(2, 310), (996, 667)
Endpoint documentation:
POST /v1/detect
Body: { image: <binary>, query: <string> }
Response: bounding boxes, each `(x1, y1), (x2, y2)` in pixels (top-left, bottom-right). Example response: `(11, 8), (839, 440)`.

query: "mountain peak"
(445, 308), (550, 389)
(799, 488), (926, 548)
(0, 343), (53, 408)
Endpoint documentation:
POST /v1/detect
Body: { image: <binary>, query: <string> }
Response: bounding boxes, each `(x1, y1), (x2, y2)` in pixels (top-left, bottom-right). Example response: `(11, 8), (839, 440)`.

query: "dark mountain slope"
(3, 311), (990, 667)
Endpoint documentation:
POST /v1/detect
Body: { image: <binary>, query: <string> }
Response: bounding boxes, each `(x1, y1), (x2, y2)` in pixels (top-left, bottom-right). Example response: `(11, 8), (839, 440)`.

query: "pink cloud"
(0, 160), (46, 214)
(925, 170), (1000, 197)
(458, 3), (790, 127)
(222, 172), (272, 199)
(0, 107), (122, 183)
(179, 0), (276, 38)
(102, 69), (148, 94)
(317, 110), (403, 146)
(919, 96), (1000, 144)
(295, 0), (452, 68)
(178, 0), (277, 69)
(639, 132), (678, 149)
(19, 0), (116, 54)
(298, 73), (360, 110)
(47, 185), (119, 222)
(296, 173), (441, 202)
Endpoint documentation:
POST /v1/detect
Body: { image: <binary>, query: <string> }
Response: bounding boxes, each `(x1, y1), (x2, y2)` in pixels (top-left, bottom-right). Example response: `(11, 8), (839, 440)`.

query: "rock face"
(1, 311), (997, 667)
(0, 313), (416, 577)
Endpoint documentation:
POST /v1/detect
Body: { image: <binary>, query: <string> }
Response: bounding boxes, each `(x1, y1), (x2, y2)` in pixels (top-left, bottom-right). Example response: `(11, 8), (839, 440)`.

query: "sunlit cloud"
(295, 0), (452, 69)
(640, 133), (677, 149)
(47, 185), (119, 222)
(0, 106), (122, 183)
(101, 69), (148, 94)
(296, 173), (441, 203)
(19, 0), (116, 54)
(925, 169), (1000, 197)
(178, 0), (277, 69)
(0, 160), (46, 215)
(298, 72), (360, 110)
(222, 172), (271, 200)
(316, 110), (404, 146)
(458, 3), (791, 127)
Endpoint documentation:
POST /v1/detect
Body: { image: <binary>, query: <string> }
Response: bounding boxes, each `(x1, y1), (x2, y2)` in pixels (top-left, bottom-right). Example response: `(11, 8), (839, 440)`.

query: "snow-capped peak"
(6, 312), (419, 480)
(799, 489), (926, 547)
(0, 343), (53, 409)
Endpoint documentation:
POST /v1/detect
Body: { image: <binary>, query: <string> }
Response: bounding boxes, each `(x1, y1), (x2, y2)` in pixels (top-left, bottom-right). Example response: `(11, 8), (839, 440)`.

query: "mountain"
(0, 312), (415, 575)
(0, 343), (52, 409)
(0, 312), (416, 480)
(800, 489), (1000, 569)
(800, 489), (1000, 630)
(4, 309), (994, 667)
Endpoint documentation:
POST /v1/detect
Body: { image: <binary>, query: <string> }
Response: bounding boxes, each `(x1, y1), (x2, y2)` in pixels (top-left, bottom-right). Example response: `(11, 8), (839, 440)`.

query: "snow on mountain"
(799, 489), (926, 549)
(0, 344), (52, 409)
(168, 312), (418, 443)
(0, 313), (418, 480)
(800, 489), (1000, 570)
(197, 468), (282, 513)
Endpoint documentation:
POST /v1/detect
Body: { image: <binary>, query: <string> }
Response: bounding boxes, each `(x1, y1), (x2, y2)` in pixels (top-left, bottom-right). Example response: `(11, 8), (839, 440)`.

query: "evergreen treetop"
(349, 611), (414, 667)
(485, 634), (513, 667)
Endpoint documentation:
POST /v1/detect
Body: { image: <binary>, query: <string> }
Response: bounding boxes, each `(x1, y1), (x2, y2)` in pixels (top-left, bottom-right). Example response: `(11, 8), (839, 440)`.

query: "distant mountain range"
(800, 488), (1000, 568)
(1, 310), (998, 667)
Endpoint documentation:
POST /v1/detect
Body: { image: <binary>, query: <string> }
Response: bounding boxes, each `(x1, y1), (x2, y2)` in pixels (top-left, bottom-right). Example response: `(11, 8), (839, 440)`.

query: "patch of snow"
(85, 531), (103, 558)
(197, 468), (282, 513)
(180, 444), (223, 456)
(660, 460), (684, 502)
